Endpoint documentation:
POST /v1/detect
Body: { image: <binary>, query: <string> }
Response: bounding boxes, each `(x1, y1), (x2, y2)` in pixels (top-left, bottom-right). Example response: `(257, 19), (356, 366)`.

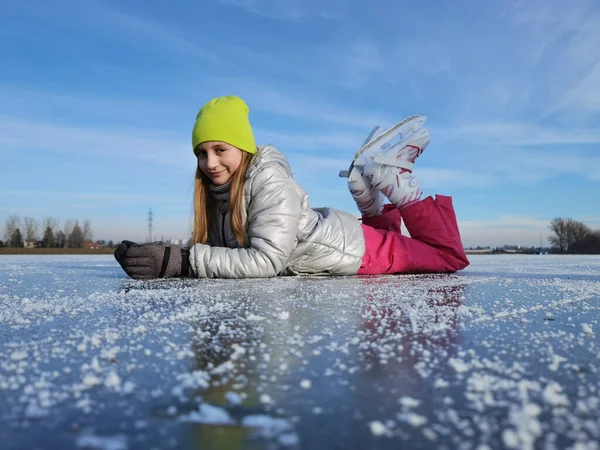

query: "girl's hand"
(114, 241), (189, 279)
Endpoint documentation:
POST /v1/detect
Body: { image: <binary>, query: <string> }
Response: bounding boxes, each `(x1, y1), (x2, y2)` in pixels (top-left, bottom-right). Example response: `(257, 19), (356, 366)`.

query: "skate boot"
(347, 162), (385, 217)
(363, 123), (430, 210)
(346, 126), (386, 217)
(339, 115), (428, 175)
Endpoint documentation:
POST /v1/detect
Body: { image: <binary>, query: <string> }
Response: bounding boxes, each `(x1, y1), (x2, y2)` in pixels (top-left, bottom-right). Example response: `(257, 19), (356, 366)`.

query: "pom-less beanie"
(191, 96), (256, 154)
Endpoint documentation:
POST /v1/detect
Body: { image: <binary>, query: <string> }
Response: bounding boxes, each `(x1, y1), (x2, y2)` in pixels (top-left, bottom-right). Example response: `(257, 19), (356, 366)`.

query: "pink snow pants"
(357, 195), (470, 275)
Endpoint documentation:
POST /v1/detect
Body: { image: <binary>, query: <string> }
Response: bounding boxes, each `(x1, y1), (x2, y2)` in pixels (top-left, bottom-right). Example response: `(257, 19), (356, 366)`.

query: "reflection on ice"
(0, 255), (599, 449)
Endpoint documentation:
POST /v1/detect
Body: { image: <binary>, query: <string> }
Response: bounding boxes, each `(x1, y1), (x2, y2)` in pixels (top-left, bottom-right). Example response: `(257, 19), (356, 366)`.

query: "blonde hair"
(192, 150), (254, 247)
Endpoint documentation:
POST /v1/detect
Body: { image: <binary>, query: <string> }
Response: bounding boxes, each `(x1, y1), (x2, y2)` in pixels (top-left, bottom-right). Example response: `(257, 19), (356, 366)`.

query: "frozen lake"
(1, 254), (599, 450)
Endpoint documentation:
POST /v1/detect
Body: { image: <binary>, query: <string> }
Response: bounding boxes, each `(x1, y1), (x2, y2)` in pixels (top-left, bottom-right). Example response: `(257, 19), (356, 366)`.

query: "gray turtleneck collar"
(208, 181), (231, 213)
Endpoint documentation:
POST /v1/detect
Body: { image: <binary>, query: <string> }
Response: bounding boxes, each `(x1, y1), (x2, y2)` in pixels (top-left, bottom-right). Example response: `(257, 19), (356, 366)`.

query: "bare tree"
(571, 231), (600, 254)
(567, 220), (590, 252)
(3, 215), (21, 248)
(23, 217), (39, 242)
(43, 217), (58, 231)
(549, 218), (567, 253)
(548, 218), (591, 253)
(82, 219), (93, 242)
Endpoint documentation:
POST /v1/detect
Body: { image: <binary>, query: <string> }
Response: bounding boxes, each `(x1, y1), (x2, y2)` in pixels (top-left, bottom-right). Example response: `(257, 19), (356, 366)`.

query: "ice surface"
(0, 254), (599, 449)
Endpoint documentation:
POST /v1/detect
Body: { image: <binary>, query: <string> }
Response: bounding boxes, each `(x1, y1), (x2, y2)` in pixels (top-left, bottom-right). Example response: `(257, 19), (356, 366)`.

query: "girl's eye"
(197, 151), (207, 158)
(216, 147), (226, 153)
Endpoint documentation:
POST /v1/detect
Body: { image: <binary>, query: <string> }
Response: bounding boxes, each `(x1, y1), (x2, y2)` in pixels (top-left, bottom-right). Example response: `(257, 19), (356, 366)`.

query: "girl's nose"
(206, 153), (219, 169)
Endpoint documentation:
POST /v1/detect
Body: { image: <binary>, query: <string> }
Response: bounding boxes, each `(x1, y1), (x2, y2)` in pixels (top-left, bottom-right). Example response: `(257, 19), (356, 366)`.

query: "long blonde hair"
(192, 150), (254, 247)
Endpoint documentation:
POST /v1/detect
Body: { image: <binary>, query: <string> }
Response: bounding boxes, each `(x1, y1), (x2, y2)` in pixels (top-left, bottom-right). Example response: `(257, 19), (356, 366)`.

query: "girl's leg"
(357, 195), (469, 275)
(402, 195), (470, 267)
(361, 204), (402, 233)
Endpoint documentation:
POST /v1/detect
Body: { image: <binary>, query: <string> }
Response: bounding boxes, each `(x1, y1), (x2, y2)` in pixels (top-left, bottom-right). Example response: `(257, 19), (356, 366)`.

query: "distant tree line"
(0, 215), (113, 248)
(548, 218), (600, 254)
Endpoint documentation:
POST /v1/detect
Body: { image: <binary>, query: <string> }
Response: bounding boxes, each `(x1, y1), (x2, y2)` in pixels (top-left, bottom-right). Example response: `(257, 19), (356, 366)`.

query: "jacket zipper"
(221, 212), (227, 246)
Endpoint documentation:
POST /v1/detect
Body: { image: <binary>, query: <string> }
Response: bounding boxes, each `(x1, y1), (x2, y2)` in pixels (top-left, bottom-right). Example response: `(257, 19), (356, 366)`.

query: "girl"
(114, 96), (469, 279)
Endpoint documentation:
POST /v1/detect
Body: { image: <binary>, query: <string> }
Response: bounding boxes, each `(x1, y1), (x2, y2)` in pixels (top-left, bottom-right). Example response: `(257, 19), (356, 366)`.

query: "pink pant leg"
(358, 195), (470, 275)
(361, 204), (402, 233)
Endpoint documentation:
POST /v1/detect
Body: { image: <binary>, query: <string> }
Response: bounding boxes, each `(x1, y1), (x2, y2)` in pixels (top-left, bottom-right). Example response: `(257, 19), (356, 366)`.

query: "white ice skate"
(366, 164), (423, 210)
(345, 126), (386, 217)
(362, 118), (430, 210)
(339, 115), (429, 178)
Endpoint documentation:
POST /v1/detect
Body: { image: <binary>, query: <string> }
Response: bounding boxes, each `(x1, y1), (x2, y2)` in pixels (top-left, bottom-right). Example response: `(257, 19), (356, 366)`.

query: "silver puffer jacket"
(189, 145), (366, 278)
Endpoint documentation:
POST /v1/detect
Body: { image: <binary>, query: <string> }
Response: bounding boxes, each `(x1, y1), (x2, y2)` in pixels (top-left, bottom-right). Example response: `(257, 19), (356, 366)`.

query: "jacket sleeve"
(189, 164), (302, 278)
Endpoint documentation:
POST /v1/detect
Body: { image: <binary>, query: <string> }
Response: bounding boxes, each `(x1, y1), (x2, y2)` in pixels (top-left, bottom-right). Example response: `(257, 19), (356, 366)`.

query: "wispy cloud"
(0, 85), (190, 127)
(0, 80), (390, 133)
(255, 128), (365, 151)
(437, 122), (600, 146)
(519, 152), (600, 182)
(555, 61), (600, 116)
(512, 0), (600, 118)
(0, 117), (194, 172)
(436, 148), (600, 185)
(335, 36), (386, 89)
(460, 216), (550, 230)
(88, 2), (232, 65)
(418, 168), (500, 189)
(226, 79), (390, 128)
(1, 189), (192, 206)
(320, 35), (453, 92)
(216, 0), (347, 20)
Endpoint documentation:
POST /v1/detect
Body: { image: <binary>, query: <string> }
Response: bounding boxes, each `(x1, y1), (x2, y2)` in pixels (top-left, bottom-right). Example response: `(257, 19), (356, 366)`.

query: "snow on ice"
(0, 254), (599, 449)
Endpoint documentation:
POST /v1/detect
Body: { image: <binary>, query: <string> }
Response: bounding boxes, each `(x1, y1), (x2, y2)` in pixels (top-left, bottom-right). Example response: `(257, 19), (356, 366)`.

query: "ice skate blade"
(353, 115), (427, 168)
(339, 126), (384, 178)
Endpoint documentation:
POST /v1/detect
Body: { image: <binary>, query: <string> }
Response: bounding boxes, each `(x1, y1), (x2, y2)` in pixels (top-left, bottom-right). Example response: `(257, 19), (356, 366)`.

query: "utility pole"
(148, 208), (153, 243)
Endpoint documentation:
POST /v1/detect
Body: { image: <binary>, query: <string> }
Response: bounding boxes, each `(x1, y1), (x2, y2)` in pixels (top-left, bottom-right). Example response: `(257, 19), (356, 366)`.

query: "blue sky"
(1, 0), (599, 248)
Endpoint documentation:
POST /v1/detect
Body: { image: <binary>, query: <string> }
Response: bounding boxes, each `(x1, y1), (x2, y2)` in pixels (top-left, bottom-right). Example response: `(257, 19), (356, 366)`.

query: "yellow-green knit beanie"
(191, 96), (256, 154)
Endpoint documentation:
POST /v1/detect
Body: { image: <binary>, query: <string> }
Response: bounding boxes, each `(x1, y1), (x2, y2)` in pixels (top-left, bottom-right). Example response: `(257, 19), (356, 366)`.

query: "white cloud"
(555, 61), (600, 115)
(255, 128), (364, 152)
(321, 35), (454, 91)
(519, 152), (600, 182)
(458, 214), (600, 248)
(0, 79), (391, 133)
(227, 79), (390, 128)
(93, 215), (192, 243)
(216, 0), (347, 20)
(418, 168), (499, 189)
(0, 85), (189, 126)
(437, 122), (600, 146)
(89, 2), (231, 65)
(336, 36), (386, 89)
(512, 0), (600, 117)
(0, 117), (195, 172)
(458, 216), (551, 248)
(0, 189), (192, 207)
(460, 215), (549, 231)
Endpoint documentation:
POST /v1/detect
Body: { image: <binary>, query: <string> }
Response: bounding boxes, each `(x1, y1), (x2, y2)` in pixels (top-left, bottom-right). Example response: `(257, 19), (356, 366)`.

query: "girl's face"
(196, 141), (244, 185)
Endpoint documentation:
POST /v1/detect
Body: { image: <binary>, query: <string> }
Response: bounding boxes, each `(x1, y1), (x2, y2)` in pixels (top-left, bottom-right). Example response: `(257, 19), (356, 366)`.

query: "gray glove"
(114, 240), (190, 280)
